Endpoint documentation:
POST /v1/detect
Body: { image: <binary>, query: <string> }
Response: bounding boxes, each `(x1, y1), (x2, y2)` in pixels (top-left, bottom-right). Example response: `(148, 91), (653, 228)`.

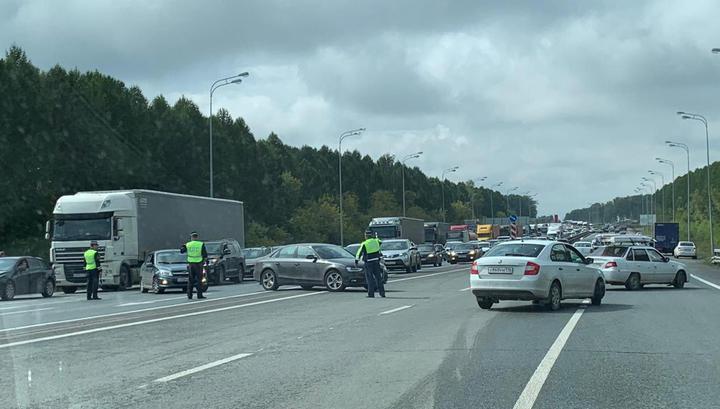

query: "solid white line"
(691, 274), (720, 291)
(0, 292), (324, 350)
(388, 268), (465, 283)
(0, 308), (53, 317)
(459, 287), (472, 292)
(378, 305), (414, 315)
(116, 296), (187, 307)
(512, 304), (587, 409)
(0, 290), (267, 333)
(154, 353), (253, 383)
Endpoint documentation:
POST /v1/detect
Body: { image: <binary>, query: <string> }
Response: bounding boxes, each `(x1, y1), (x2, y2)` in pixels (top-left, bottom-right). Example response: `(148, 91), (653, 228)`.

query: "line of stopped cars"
(470, 237), (690, 311)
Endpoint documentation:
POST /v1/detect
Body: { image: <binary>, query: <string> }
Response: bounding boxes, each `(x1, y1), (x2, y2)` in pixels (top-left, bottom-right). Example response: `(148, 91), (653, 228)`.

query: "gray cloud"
(3, 0), (720, 215)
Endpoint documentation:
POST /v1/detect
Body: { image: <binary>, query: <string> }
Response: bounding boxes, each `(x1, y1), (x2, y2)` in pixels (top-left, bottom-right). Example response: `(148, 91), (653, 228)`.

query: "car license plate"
(176, 277), (188, 283)
(488, 266), (512, 274)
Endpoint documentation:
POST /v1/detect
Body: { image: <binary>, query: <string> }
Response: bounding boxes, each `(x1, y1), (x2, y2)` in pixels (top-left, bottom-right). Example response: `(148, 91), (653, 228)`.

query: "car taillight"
(604, 261), (617, 269)
(470, 264), (479, 275)
(524, 261), (540, 275)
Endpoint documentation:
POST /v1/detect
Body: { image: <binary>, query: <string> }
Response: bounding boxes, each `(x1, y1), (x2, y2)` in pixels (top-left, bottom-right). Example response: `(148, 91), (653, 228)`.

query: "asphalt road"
(1, 259), (719, 409)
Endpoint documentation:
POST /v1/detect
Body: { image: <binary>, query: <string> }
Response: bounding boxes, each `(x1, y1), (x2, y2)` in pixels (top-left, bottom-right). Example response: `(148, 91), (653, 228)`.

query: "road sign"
(509, 215), (518, 223)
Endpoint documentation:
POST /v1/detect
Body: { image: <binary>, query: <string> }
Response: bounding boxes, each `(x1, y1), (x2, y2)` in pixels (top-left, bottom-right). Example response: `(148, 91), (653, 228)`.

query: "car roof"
(383, 239), (409, 242)
(495, 239), (559, 246)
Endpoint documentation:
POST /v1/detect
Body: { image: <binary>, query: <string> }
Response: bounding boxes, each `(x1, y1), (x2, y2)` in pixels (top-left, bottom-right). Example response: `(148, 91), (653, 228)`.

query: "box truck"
(424, 222), (450, 244)
(367, 217), (424, 244)
(654, 222), (679, 254)
(46, 190), (244, 292)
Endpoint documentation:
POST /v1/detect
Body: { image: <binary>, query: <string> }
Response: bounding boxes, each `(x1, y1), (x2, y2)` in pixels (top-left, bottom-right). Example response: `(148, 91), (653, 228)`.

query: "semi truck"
(46, 190), (244, 293)
(424, 222), (450, 244)
(476, 224), (499, 241)
(654, 222), (679, 254)
(367, 217), (424, 244)
(447, 224), (478, 242)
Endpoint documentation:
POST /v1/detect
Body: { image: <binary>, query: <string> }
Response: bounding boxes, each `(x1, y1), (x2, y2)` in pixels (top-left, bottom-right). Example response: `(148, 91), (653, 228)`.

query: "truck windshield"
(53, 217), (111, 241)
(424, 228), (436, 242)
(156, 251), (186, 264)
(447, 231), (464, 239)
(368, 226), (398, 239)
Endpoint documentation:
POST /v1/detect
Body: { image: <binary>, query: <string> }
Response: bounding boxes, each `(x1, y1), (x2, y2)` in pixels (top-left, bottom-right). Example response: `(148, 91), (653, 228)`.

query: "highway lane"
(1, 259), (719, 408)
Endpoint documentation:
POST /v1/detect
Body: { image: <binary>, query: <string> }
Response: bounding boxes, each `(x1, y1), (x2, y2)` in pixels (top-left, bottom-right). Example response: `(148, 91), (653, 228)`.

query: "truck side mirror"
(44, 220), (51, 240)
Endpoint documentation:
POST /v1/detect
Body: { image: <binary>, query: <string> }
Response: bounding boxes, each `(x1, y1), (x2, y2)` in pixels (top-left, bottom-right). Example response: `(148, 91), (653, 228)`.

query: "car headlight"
(469, 250), (476, 255)
(402, 252), (410, 259)
(428, 253), (435, 257)
(209, 258), (219, 265)
(450, 251), (457, 256)
(157, 269), (173, 277)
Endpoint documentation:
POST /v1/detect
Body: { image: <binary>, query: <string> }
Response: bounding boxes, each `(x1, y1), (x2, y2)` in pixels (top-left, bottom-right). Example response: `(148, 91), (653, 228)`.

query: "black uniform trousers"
(86, 269), (100, 300)
(187, 262), (204, 299)
(365, 259), (385, 297)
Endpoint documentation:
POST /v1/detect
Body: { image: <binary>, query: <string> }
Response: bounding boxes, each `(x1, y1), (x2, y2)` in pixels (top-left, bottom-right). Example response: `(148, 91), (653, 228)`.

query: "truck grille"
(54, 247), (105, 283)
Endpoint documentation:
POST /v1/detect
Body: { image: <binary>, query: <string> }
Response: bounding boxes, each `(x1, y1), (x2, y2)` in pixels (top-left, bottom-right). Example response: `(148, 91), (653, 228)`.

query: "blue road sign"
(509, 215), (518, 223)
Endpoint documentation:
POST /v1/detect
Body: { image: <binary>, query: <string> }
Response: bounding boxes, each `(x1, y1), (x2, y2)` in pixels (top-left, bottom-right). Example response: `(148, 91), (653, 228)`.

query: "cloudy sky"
(3, 0), (720, 215)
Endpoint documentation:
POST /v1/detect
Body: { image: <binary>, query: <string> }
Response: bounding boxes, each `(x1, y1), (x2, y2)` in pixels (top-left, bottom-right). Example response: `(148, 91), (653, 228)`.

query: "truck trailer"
(367, 217), (424, 244)
(46, 190), (244, 293)
(424, 222), (450, 244)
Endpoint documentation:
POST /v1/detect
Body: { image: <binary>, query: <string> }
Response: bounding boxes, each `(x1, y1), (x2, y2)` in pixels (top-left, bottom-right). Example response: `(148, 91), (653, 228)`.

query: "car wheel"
(325, 270), (346, 292)
(476, 297), (494, 310)
(405, 264), (413, 274)
(140, 277), (149, 293)
(546, 281), (562, 311)
(41, 279), (55, 298)
(673, 271), (686, 289)
(119, 264), (132, 290)
(62, 286), (78, 294)
(235, 265), (245, 283)
(300, 285), (314, 291)
(215, 266), (226, 285)
(1, 280), (16, 301)
(152, 277), (165, 294)
(261, 269), (279, 291)
(416, 259), (421, 271)
(591, 279), (605, 305)
(625, 273), (641, 291)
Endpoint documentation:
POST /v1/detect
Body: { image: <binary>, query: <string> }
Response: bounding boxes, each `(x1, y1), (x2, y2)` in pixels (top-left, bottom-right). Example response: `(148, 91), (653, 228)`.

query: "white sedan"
(590, 245), (688, 290)
(573, 241), (593, 256)
(673, 242), (697, 259)
(470, 240), (606, 311)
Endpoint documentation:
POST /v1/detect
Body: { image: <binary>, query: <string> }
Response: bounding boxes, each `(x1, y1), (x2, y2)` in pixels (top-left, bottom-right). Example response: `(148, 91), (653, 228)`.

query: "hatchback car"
(590, 245), (688, 290)
(0, 257), (55, 300)
(673, 242), (697, 259)
(254, 243), (387, 292)
(140, 249), (208, 293)
(470, 240), (605, 311)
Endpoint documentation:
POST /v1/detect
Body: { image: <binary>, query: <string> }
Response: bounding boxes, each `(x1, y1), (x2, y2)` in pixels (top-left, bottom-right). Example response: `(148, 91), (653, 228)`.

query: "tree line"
(0, 46), (537, 256)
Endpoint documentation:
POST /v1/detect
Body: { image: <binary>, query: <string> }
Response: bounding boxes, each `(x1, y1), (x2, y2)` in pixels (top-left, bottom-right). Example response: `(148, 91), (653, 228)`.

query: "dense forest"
(565, 161), (720, 254)
(0, 47), (537, 256)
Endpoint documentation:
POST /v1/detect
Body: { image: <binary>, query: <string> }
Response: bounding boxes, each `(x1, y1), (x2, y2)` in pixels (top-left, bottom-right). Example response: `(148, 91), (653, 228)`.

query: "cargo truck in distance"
(424, 222), (450, 244)
(654, 222), (680, 255)
(367, 217), (424, 244)
(476, 224), (499, 241)
(447, 225), (477, 242)
(46, 190), (244, 293)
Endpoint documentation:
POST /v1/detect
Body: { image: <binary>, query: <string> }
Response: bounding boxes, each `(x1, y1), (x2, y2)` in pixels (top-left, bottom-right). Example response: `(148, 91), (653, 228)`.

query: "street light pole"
(678, 111), (713, 256)
(667, 141), (691, 241)
(648, 170), (665, 222)
(505, 187), (518, 215)
(656, 158), (675, 222)
(519, 191), (530, 218)
(338, 128), (366, 246)
(490, 182), (503, 222)
(209, 72), (249, 197)
(441, 166), (459, 222)
(642, 177), (657, 234)
(469, 177), (487, 220)
(401, 152), (422, 217)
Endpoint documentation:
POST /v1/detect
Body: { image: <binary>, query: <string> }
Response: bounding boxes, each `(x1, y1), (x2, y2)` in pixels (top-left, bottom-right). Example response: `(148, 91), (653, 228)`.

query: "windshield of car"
(591, 246), (629, 257)
(204, 242), (222, 255)
(312, 245), (352, 259)
(0, 259), (17, 270)
(483, 243), (545, 258)
(155, 251), (186, 264)
(242, 248), (270, 259)
(453, 243), (475, 251)
(52, 216), (111, 241)
(345, 245), (361, 255)
(574, 242), (591, 247)
(417, 244), (434, 251)
(382, 241), (409, 251)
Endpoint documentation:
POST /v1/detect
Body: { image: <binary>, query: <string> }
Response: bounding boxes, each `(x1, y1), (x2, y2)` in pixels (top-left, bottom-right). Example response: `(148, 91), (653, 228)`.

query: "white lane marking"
(0, 305), (23, 311)
(513, 301), (589, 409)
(0, 298), (79, 309)
(691, 274), (720, 291)
(0, 308), (53, 317)
(116, 296), (187, 307)
(388, 268), (465, 283)
(0, 290), (267, 333)
(0, 292), (324, 350)
(459, 287), (472, 292)
(378, 305), (414, 315)
(153, 353), (253, 383)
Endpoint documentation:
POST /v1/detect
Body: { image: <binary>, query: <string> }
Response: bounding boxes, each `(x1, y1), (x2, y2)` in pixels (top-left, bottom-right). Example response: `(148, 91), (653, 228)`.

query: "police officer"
(84, 240), (101, 300)
(180, 232), (208, 300)
(356, 231), (385, 298)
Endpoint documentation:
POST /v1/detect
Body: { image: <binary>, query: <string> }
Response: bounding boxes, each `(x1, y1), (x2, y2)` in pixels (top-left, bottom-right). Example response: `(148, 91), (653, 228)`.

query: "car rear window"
(590, 246), (628, 257)
(678, 242), (694, 247)
(483, 243), (545, 258)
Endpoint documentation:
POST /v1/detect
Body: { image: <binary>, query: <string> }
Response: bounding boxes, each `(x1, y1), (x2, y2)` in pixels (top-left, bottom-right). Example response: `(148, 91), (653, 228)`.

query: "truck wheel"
(119, 265), (132, 290)
(62, 286), (78, 294)
(1, 280), (16, 301)
(41, 279), (55, 298)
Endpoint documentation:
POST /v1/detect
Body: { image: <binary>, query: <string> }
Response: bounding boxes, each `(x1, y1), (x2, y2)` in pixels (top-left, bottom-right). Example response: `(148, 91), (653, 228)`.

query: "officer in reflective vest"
(84, 240), (102, 300)
(356, 231), (385, 298)
(181, 232), (208, 299)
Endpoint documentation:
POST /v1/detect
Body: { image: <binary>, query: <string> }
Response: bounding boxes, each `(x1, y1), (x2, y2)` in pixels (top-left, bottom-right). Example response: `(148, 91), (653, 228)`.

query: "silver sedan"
(470, 240), (606, 311)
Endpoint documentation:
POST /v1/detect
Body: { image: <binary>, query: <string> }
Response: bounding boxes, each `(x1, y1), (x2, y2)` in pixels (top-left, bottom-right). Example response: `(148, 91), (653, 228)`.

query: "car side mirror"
(223, 248), (231, 255)
(584, 257), (594, 265)
(663, 256), (669, 263)
(306, 254), (318, 262)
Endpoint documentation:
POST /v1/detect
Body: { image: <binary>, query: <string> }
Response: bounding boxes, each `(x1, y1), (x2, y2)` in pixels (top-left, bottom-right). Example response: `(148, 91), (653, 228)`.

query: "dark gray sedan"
(254, 243), (387, 292)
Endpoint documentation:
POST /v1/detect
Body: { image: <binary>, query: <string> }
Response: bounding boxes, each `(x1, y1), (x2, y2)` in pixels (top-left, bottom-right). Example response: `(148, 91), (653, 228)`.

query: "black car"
(139, 249), (208, 294)
(205, 239), (246, 284)
(445, 242), (481, 264)
(0, 257), (56, 300)
(417, 243), (444, 267)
